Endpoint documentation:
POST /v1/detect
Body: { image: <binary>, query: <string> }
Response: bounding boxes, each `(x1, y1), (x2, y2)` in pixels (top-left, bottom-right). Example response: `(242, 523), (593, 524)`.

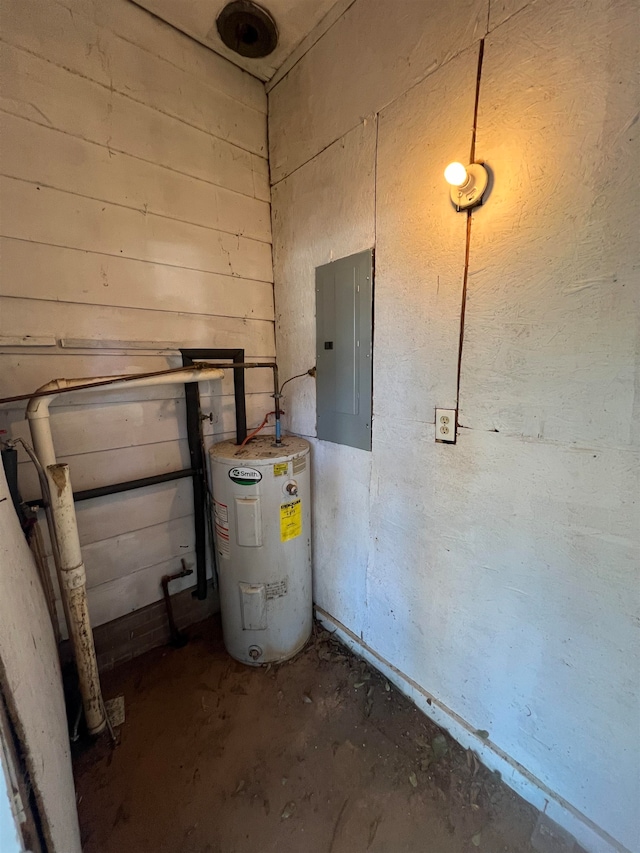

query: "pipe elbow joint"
(61, 562), (87, 591)
(26, 379), (67, 419)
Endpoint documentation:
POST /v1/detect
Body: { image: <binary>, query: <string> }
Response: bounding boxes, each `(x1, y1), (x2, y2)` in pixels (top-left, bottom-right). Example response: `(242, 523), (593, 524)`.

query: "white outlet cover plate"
(435, 408), (457, 443)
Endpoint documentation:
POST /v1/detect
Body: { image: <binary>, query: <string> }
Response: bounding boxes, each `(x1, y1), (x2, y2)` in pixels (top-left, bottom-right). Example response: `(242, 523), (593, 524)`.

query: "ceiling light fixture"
(216, 1), (278, 58)
(444, 161), (489, 211)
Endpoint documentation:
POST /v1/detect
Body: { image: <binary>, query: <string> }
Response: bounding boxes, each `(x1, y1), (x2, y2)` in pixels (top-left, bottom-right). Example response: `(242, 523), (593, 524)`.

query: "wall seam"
(0, 293), (276, 324)
(271, 37), (487, 187)
(1, 27), (267, 117)
(265, 0), (359, 92)
(0, 39), (268, 158)
(264, 81), (278, 395)
(270, 118), (368, 188)
(84, 5), (267, 111)
(0, 176), (272, 245)
(0, 237), (275, 285)
(487, 0), (536, 33)
(0, 109), (269, 202)
(455, 38), (485, 410)
(365, 111), (381, 632)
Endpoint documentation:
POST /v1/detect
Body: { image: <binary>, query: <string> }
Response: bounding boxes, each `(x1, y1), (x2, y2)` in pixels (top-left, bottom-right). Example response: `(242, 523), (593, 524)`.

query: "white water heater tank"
(209, 435), (312, 666)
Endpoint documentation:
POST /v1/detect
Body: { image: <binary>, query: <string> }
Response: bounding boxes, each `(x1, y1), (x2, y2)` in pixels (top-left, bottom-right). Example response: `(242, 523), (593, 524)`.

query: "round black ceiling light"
(216, 1), (278, 58)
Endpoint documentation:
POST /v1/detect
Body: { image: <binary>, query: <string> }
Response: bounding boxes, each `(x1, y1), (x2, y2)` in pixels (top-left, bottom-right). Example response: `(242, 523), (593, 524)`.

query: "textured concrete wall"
(269, 0), (639, 850)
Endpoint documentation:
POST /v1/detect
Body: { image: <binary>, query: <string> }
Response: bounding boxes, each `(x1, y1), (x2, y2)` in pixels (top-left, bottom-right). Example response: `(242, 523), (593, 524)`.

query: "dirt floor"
(74, 617), (543, 853)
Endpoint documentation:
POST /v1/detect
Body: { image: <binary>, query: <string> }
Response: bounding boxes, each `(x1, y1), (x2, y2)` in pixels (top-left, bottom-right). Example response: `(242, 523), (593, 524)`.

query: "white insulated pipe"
(26, 366), (225, 736)
(25, 367), (225, 420)
(47, 462), (105, 734)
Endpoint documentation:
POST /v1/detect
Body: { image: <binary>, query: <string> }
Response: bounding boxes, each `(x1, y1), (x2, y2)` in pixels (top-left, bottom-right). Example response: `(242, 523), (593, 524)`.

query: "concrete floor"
(74, 618), (542, 853)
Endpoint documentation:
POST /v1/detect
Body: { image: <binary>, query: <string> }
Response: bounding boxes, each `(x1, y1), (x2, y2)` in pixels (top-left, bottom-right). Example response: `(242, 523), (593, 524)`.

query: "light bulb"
(444, 162), (468, 187)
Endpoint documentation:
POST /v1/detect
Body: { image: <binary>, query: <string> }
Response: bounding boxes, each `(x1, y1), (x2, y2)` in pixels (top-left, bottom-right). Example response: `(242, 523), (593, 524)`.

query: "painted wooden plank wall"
(0, 465), (82, 852)
(0, 0), (275, 627)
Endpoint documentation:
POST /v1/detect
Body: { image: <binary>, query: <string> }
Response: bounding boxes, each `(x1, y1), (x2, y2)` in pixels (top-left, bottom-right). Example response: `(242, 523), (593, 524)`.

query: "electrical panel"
(315, 249), (373, 451)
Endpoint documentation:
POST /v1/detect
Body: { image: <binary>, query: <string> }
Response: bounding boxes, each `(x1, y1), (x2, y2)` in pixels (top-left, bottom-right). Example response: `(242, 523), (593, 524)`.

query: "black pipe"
(183, 367), (207, 601)
(179, 351), (287, 599)
(1, 445), (21, 515)
(179, 360), (281, 446)
(181, 348), (248, 600)
(232, 350), (248, 445)
(271, 363), (281, 445)
(161, 559), (193, 647)
(25, 468), (195, 509)
(179, 349), (249, 445)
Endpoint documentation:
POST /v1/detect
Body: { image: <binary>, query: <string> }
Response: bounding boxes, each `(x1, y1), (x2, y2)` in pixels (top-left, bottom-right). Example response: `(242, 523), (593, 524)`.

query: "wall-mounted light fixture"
(444, 161), (489, 211)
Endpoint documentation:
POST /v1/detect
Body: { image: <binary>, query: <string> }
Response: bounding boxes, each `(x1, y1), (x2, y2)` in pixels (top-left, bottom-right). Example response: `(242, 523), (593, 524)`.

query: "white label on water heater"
(214, 500), (230, 559)
(239, 582), (267, 630)
(292, 456), (306, 475)
(266, 579), (287, 600)
(235, 497), (263, 547)
(228, 466), (262, 485)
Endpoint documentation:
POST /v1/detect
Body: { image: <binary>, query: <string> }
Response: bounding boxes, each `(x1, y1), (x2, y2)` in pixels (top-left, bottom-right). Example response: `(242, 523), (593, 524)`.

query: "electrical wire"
(238, 411), (282, 449)
(235, 367), (315, 449)
(8, 437), (71, 640)
(10, 437), (50, 506)
(279, 367), (315, 397)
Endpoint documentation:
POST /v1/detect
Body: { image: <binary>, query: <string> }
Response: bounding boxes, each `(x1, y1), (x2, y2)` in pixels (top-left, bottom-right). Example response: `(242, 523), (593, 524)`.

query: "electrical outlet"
(435, 408), (456, 443)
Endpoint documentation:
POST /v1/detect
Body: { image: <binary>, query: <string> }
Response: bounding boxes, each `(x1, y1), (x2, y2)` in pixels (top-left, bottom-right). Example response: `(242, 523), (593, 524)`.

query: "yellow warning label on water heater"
(273, 462), (288, 477)
(280, 499), (302, 542)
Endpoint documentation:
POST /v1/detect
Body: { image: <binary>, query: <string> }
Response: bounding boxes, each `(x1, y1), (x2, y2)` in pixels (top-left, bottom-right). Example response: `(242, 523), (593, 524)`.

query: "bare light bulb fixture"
(444, 161), (489, 211)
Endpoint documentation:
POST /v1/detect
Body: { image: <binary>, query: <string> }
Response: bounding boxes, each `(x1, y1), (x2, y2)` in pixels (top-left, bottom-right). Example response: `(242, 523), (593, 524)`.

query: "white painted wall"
(269, 1), (640, 851)
(0, 464), (81, 852)
(0, 0), (275, 626)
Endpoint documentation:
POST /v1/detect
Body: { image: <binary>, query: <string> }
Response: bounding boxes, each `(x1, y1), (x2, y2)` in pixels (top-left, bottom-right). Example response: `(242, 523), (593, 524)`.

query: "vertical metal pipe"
(183, 378), (207, 601)
(272, 364), (282, 445)
(161, 559), (193, 647)
(180, 348), (248, 598)
(46, 464), (106, 736)
(181, 354), (208, 602)
(232, 351), (248, 445)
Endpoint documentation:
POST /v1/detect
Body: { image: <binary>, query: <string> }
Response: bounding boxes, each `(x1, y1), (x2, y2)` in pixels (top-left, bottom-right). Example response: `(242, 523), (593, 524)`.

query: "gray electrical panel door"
(315, 249), (373, 451)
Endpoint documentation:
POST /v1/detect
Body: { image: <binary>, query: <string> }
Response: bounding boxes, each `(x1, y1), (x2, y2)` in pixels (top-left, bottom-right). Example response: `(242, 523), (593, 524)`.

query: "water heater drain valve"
(248, 645), (263, 661)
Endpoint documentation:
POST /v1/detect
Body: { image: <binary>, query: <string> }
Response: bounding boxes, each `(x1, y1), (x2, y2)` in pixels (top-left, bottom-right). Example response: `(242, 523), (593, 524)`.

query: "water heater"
(209, 435), (312, 666)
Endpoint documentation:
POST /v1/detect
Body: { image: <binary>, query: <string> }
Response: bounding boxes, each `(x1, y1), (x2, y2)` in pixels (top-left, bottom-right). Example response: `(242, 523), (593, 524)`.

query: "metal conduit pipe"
(25, 366), (225, 737)
(213, 362), (282, 445)
(8, 437), (65, 644)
